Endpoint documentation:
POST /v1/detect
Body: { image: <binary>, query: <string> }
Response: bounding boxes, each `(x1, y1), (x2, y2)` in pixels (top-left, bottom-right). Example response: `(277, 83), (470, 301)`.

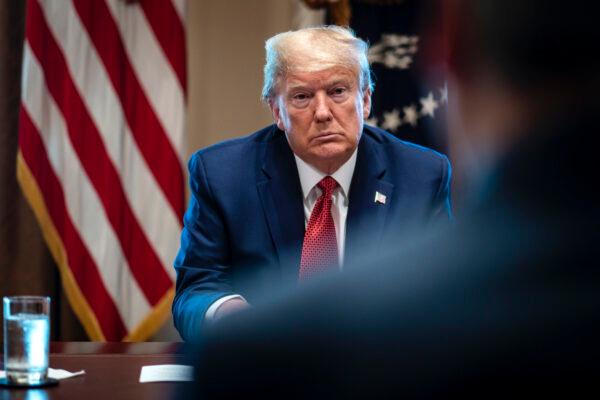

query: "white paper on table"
(139, 364), (194, 383)
(48, 368), (85, 379)
(0, 368), (85, 380)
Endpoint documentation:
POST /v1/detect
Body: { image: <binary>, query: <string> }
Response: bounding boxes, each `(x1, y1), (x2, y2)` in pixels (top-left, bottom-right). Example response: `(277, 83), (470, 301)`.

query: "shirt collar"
(294, 149), (358, 200)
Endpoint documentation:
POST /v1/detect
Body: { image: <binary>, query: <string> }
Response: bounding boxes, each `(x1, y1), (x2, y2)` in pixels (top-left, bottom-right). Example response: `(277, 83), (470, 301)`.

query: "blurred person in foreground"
(172, 26), (452, 340)
(182, 1), (600, 398)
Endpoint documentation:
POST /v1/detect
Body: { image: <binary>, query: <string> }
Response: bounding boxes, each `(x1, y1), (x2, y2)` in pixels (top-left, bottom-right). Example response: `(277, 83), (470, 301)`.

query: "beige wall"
(155, 0), (302, 340)
(186, 0), (297, 160)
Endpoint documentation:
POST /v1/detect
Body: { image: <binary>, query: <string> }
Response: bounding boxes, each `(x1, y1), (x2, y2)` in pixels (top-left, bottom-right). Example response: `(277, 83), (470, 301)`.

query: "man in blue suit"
(176, 2), (600, 398)
(172, 26), (452, 341)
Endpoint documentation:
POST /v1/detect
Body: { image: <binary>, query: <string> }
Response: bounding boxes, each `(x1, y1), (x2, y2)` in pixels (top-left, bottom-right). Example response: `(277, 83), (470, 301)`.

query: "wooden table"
(1, 342), (191, 400)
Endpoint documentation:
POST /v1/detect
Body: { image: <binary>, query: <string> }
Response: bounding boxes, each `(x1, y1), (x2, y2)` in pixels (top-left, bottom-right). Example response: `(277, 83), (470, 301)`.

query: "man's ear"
(362, 88), (372, 120)
(269, 98), (285, 131)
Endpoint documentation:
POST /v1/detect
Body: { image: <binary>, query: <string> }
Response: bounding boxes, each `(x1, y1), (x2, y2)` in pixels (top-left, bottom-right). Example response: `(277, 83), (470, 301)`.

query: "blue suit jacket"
(173, 124), (451, 340)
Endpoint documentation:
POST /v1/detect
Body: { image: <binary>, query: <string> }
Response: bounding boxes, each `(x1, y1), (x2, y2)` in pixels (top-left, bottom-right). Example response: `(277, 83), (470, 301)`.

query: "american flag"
(348, 0), (448, 153)
(17, 0), (186, 341)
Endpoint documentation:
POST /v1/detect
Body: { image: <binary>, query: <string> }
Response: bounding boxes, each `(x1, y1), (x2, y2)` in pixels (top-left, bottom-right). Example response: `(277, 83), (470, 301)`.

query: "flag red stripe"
(19, 108), (128, 340)
(140, 0), (187, 95)
(27, 0), (173, 305)
(73, 0), (185, 222)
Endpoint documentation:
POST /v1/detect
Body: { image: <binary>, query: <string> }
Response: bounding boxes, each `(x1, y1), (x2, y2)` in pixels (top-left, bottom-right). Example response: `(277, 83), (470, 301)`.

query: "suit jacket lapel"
(257, 129), (305, 286)
(345, 133), (394, 269)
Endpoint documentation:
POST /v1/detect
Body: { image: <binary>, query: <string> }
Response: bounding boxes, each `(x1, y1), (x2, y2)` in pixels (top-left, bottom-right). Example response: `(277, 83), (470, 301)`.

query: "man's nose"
(313, 92), (333, 123)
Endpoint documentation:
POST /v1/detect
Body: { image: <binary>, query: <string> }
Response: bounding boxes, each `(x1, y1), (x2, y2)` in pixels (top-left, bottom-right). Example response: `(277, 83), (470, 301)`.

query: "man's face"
(270, 67), (371, 174)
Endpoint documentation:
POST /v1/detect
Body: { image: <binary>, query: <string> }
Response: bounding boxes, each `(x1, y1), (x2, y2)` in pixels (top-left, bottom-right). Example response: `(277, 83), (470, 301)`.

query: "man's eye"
(331, 87), (347, 96)
(293, 93), (309, 100)
(290, 93), (311, 107)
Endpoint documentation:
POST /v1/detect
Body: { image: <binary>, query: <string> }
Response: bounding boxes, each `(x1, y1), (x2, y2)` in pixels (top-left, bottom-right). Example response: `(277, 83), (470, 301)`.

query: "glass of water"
(3, 296), (51, 385)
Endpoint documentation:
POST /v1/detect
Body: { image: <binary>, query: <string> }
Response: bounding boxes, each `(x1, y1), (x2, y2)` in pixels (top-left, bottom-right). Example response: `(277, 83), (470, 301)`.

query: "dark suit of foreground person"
(181, 1), (600, 398)
(173, 27), (451, 340)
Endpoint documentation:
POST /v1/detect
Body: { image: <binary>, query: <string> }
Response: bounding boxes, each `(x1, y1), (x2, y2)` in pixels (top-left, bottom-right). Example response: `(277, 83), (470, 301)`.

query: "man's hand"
(213, 298), (250, 322)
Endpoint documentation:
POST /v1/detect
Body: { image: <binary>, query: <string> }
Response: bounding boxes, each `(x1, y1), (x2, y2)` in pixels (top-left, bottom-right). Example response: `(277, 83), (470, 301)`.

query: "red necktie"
(299, 176), (339, 281)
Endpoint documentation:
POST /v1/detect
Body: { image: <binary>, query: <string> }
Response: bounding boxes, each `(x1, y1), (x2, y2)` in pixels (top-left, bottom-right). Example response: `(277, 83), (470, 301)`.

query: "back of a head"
(453, 0), (600, 90)
(444, 0), (600, 182)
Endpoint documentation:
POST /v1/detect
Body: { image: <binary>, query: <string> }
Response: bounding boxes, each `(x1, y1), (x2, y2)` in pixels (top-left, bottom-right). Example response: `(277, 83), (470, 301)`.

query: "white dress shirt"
(205, 150), (358, 321)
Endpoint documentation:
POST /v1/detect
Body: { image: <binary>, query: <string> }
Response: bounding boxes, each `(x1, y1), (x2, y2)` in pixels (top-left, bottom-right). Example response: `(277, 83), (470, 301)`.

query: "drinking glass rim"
(3, 296), (51, 303)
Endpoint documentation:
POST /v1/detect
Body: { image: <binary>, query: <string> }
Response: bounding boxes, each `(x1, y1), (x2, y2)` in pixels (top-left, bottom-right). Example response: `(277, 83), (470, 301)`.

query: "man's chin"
(306, 147), (354, 173)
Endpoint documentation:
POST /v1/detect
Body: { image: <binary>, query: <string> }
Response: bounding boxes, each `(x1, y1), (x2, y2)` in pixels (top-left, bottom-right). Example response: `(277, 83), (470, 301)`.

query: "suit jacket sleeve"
(172, 152), (236, 341)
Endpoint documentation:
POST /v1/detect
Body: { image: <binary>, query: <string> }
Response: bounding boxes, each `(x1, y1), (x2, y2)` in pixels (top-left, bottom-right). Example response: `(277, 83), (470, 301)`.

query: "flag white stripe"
(172, 0), (186, 24)
(105, 0), (186, 160)
(40, 0), (180, 279)
(22, 44), (151, 331)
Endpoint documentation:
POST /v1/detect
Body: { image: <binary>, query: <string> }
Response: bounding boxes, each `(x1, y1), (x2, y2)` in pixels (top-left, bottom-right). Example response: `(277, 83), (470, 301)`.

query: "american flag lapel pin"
(374, 191), (387, 205)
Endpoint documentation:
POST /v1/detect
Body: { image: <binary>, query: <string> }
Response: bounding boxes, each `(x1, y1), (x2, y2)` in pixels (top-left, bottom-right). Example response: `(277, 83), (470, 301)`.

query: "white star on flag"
(397, 56), (412, 69)
(420, 92), (439, 118)
(381, 109), (402, 132)
(402, 104), (419, 127)
(440, 85), (448, 104)
(383, 34), (405, 46)
(383, 52), (398, 68)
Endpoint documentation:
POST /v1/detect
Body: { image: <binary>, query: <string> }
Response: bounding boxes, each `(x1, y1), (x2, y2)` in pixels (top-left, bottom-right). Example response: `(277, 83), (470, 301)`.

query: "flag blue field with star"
(348, 0), (447, 153)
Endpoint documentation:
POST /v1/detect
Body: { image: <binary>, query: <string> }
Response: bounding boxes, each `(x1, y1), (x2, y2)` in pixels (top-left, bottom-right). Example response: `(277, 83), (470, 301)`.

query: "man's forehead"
(283, 67), (357, 89)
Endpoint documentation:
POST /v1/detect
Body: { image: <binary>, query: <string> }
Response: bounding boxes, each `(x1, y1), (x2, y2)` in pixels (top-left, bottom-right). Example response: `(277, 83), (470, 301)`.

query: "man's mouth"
(313, 132), (341, 141)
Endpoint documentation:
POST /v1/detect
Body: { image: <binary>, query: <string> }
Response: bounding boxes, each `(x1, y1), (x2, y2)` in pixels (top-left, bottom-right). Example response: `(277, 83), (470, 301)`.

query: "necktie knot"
(317, 176), (338, 197)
